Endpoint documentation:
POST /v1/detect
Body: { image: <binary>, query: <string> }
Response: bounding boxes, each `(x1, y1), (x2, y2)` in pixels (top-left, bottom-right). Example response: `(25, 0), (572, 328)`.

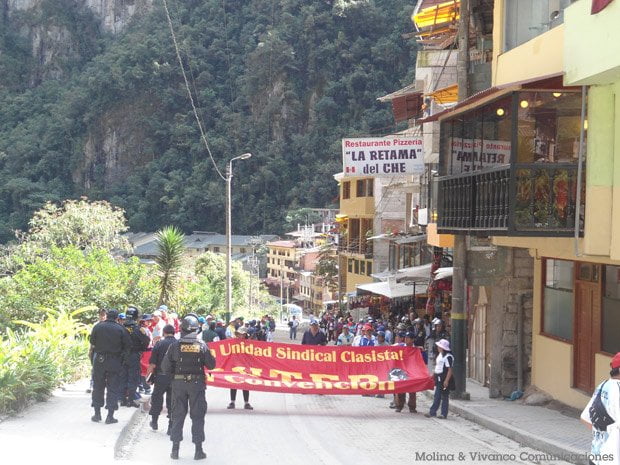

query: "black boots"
(150, 415), (158, 430)
(91, 407), (102, 422)
(194, 443), (206, 460)
(105, 408), (118, 424)
(171, 442), (180, 460)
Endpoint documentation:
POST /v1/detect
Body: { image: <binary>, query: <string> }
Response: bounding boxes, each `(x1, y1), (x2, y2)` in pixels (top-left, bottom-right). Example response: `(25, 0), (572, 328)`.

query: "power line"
(161, 0), (226, 181)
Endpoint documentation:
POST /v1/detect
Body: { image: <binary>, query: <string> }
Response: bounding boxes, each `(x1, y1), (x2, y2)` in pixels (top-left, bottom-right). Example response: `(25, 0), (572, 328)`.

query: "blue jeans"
(429, 376), (450, 417)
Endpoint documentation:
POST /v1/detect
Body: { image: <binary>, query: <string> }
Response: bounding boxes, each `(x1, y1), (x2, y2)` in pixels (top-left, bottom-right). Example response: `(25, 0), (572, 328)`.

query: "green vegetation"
(0, 0), (415, 241)
(0, 308), (91, 414)
(155, 226), (186, 306)
(0, 198), (277, 413)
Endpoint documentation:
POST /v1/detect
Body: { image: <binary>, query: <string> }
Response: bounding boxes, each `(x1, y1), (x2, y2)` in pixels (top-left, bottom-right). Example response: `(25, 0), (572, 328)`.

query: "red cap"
(363, 324), (373, 331)
(611, 353), (620, 370)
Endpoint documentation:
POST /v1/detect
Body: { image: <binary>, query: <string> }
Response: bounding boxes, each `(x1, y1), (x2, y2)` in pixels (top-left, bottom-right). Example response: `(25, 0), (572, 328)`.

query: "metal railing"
(438, 164), (583, 236)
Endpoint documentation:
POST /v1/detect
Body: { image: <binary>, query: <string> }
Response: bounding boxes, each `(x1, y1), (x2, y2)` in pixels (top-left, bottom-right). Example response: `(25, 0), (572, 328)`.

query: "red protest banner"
(205, 339), (434, 395)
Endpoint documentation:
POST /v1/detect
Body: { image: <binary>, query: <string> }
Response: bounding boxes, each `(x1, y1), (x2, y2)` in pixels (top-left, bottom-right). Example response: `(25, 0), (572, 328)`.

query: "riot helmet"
(181, 313), (200, 334)
(126, 306), (139, 320)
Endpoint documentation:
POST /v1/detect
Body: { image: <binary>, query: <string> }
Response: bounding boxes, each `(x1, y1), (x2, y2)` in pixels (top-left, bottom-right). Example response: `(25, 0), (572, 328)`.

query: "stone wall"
(469, 246), (534, 398)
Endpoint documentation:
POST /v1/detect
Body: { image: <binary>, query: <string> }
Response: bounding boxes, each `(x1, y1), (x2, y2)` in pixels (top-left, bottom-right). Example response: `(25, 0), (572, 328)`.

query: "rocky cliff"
(0, 0), (416, 240)
(4, 0), (152, 84)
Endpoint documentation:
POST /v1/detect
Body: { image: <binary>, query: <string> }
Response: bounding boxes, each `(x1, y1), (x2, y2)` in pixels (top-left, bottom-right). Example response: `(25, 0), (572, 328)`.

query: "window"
(240, 248), (246, 253)
(504, 0), (572, 52)
(367, 179), (374, 197)
(213, 247), (220, 253)
(343, 181), (351, 200)
(603, 266), (620, 354)
(360, 260), (366, 275)
(366, 261), (372, 276)
(542, 259), (574, 341)
(356, 180), (366, 197)
(354, 260), (360, 274)
(348, 259), (353, 273)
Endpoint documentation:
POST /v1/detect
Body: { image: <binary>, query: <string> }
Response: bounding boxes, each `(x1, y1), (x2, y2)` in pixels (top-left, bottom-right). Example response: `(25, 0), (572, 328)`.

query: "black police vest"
(125, 322), (146, 352)
(175, 341), (204, 375)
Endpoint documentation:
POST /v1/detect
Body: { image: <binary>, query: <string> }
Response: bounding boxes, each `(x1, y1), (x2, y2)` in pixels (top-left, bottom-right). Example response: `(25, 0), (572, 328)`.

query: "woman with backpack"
(425, 338), (454, 419)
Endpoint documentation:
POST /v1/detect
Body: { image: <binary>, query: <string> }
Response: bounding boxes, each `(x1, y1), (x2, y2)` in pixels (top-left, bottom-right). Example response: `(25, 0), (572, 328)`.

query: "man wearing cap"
(89, 309), (131, 424)
(301, 320), (327, 345)
(426, 339), (453, 419)
(201, 321), (220, 343)
(215, 320), (227, 341)
(580, 353), (620, 465)
(395, 331), (418, 413)
(375, 331), (389, 347)
(226, 317), (242, 338)
(336, 325), (354, 346)
(359, 324), (376, 347)
(152, 310), (166, 344)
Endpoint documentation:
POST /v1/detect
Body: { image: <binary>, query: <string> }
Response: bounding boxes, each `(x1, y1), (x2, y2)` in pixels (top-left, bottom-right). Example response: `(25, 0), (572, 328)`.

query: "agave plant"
(155, 226), (186, 307)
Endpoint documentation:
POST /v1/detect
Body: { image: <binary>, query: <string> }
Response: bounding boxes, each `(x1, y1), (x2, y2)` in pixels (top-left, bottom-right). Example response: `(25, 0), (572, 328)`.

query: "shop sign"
(450, 138), (511, 173)
(342, 137), (424, 177)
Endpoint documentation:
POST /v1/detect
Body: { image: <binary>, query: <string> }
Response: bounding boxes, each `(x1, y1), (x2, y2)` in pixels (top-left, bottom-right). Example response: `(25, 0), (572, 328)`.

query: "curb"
(422, 391), (587, 465)
(114, 403), (149, 460)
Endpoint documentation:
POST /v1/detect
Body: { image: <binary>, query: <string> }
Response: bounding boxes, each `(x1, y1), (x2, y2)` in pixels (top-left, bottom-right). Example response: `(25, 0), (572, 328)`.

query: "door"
(469, 303), (489, 385)
(573, 263), (601, 393)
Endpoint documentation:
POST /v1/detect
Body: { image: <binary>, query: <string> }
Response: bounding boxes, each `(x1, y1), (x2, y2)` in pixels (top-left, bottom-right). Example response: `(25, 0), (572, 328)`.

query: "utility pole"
(280, 271), (284, 320)
(225, 153), (252, 324)
(452, 0), (470, 400)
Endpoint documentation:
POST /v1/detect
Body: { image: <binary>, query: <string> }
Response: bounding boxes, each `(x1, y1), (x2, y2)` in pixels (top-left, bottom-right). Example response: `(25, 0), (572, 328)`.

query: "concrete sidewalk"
(435, 380), (591, 465)
(0, 378), (143, 464)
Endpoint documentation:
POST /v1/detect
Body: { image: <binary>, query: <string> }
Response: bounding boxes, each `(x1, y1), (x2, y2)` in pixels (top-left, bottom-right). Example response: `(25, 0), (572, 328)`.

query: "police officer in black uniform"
(89, 308), (131, 424)
(162, 314), (216, 460)
(121, 306), (150, 407)
(147, 324), (176, 433)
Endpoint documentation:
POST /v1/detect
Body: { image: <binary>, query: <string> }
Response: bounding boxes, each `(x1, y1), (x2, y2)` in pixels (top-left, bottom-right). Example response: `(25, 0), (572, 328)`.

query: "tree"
(0, 246), (159, 329)
(21, 198), (130, 252)
(155, 226), (185, 306)
(0, 198), (131, 275)
(284, 208), (323, 231)
(315, 242), (338, 291)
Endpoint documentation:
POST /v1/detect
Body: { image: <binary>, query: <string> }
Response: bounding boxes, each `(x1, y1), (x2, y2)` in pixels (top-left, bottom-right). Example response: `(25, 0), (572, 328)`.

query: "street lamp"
(226, 152), (252, 324)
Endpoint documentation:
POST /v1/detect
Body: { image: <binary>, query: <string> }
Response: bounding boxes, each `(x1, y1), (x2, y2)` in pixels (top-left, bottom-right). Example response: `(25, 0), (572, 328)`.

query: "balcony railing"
(438, 164), (584, 236)
(337, 238), (373, 256)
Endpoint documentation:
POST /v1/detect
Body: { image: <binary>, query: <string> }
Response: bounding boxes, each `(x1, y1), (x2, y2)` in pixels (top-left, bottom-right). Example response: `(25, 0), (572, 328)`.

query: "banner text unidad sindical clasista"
(214, 340), (404, 363)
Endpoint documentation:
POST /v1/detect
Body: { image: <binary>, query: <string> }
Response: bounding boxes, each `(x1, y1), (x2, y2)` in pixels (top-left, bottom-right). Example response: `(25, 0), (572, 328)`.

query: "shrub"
(0, 307), (91, 414)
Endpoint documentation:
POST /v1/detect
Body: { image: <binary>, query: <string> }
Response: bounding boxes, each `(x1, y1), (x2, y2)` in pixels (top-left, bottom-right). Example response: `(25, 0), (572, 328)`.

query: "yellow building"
(334, 173), (374, 294)
(265, 240), (299, 301)
(428, 0), (620, 408)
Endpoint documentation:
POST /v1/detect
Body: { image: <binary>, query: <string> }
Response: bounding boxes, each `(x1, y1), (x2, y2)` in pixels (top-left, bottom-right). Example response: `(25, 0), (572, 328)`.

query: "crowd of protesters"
(294, 305), (454, 419)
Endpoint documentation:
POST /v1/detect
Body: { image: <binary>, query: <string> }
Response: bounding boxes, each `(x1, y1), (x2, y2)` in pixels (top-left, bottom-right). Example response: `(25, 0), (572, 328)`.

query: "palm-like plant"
(155, 226), (185, 306)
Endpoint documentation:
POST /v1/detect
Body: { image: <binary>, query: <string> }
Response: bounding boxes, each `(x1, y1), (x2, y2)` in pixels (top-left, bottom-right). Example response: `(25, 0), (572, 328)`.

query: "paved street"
(123, 328), (576, 465)
(125, 386), (575, 465)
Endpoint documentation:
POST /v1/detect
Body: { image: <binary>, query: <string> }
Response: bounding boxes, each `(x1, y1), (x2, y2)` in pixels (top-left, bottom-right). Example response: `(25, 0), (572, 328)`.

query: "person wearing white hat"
(425, 338), (454, 419)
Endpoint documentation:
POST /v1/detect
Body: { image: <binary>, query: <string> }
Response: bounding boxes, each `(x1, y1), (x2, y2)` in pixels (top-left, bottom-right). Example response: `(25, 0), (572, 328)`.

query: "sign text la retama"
(342, 137), (424, 177)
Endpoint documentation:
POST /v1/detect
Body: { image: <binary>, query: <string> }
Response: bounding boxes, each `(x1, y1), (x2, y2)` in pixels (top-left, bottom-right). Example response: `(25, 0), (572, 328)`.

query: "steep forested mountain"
(0, 0), (416, 240)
